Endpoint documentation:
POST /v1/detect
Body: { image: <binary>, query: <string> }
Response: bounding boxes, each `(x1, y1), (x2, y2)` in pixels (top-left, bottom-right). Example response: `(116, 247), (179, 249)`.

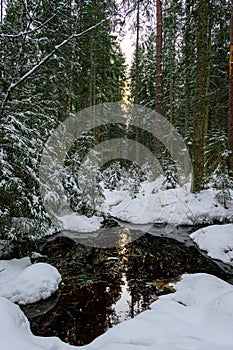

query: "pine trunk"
(134, 0), (140, 105)
(184, 0), (192, 138)
(135, 0), (140, 163)
(156, 0), (163, 116)
(228, 0), (233, 172)
(192, 0), (210, 192)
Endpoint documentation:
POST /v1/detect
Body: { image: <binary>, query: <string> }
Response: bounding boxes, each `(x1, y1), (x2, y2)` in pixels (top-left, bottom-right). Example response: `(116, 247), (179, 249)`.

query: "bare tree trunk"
(192, 0), (210, 192)
(228, 0), (233, 172)
(134, 0), (140, 104)
(155, 0), (163, 116)
(184, 0), (192, 138)
(1, 0), (3, 23)
(134, 0), (140, 163)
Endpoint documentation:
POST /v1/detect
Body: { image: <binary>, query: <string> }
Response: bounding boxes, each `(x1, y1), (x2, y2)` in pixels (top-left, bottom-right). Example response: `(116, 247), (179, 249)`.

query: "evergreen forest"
(1, 0), (233, 241)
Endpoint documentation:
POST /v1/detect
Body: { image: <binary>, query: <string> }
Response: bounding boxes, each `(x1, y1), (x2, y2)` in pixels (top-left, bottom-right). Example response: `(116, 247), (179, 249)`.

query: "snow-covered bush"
(102, 160), (151, 198)
(161, 149), (181, 189)
(63, 143), (105, 216)
(204, 131), (233, 208)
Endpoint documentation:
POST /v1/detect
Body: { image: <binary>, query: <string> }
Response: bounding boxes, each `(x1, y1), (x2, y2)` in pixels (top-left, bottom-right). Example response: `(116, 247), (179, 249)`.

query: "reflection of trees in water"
(121, 232), (232, 320)
(29, 237), (124, 346)
(28, 230), (231, 346)
(116, 228), (154, 319)
(30, 276), (123, 345)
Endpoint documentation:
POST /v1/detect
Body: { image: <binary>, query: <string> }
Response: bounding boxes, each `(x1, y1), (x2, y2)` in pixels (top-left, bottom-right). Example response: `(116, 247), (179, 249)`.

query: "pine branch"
(0, 20), (105, 116)
(0, 4), (66, 38)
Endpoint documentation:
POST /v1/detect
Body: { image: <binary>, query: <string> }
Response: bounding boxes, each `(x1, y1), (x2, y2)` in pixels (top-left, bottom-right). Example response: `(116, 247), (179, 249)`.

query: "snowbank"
(54, 179), (233, 231)
(56, 213), (103, 232)
(1, 273), (233, 350)
(0, 257), (61, 304)
(84, 273), (233, 350)
(0, 297), (74, 350)
(101, 180), (233, 226)
(190, 224), (233, 264)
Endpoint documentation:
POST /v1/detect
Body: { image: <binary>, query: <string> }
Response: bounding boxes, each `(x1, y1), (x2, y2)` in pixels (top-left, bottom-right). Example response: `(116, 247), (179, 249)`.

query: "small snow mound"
(56, 213), (102, 232)
(190, 224), (233, 264)
(0, 257), (61, 304)
(172, 273), (232, 307)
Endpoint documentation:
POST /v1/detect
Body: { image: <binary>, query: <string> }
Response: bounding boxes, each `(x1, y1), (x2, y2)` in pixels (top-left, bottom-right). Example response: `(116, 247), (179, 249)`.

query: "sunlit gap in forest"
(120, 30), (133, 103)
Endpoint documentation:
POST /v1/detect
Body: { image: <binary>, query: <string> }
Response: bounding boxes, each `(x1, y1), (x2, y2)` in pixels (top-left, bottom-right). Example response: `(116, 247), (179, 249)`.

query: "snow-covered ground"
(1, 178), (233, 349)
(0, 257), (61, 304)
(1, 272), (233, 350)
(190, 224), (233, 264)
(85, 273), (233, 350)
(1, 221), (233, 349)
(102, 180), (233, 226)
(56, 213), (103, 232)
(57, 178), (233, 232)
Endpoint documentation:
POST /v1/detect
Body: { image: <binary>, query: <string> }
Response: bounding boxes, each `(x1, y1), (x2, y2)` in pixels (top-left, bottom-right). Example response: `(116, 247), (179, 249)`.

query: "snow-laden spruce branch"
(0, 20), (105, 116)
(0, 5), (66, 38)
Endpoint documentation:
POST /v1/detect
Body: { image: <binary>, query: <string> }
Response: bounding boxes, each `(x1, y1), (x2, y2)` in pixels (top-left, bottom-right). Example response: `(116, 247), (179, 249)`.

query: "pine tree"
(0, 0), (126, 238)
(192, 0), (211, 192)
(228, 0), (233, 172)
(155, 0), (163, 115)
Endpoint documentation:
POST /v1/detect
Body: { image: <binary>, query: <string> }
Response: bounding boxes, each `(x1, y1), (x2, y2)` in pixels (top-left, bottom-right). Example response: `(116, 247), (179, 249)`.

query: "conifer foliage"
(0, 0), (125, 238)
(129, 0), (232, 192)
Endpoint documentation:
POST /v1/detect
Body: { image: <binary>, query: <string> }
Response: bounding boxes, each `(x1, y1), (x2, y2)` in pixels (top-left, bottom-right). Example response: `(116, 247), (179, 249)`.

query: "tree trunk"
(1, 0), (3, 23)
(134, 0), (140, 105)
(184, 0), (192, 138)
(228, 0), (233, 172)
(192, 0), (210, 192)
(156, 0), (163, 116)
(134, 0), (140, 163)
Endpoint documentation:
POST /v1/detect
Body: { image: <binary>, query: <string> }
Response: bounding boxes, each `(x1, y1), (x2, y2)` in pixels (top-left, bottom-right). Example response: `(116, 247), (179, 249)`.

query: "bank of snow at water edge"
(190, 224), (233, 264)
(1, 272), (233, 350)
(56, 213), (103, 232)
(0, 257), (61, 304)
(101, 178), (233, 226)
(55, 178), (233, 232)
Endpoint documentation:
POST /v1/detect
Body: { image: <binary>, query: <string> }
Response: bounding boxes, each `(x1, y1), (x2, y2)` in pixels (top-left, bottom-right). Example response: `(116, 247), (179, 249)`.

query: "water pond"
(21, 225), (233, 346)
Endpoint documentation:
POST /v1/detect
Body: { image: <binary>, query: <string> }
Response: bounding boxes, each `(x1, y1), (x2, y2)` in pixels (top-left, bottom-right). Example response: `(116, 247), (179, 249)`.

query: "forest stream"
(19, 224), (233, 346)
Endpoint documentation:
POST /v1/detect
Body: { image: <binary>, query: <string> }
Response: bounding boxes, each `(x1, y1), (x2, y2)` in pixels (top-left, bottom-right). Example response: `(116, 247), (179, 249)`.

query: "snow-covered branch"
(1, 16), (58, 39)
(0, 5), (66, 38)
(0, 19), (105, 116)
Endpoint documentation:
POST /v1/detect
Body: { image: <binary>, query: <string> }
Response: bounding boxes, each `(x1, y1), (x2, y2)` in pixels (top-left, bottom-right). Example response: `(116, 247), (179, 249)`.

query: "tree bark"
(192, 0), (210, 192)
(134, 0), (140, 105)
(156, 0), (163, 116)
(184, 0), (192, 138)
(1, 0), (3, 24)
(228, 0), (233, 172)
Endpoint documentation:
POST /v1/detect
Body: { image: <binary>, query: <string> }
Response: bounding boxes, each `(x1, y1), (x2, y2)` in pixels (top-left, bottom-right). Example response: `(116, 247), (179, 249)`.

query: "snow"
(85, 273), (233, 350)
(190, 224), (233, 264)
(0, 257), (61, 304)
(0, 297), (75, 350)
(100, 179), (233, 226)
(1, 177), (233, 349)
(55, 178), (233, 231)
(1, 273), (233, 350)
(56, 213), (103, 232)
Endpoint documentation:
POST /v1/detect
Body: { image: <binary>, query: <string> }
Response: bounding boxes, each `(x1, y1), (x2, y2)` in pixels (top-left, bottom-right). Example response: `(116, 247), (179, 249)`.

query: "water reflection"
(23, 226), (233, 346)
(110, 273), (130, 323)
(112, 228), (141, 321)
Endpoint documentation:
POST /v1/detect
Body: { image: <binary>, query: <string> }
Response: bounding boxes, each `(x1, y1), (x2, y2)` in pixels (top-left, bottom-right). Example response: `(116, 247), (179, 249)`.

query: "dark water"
(21, 225), (233, 346)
